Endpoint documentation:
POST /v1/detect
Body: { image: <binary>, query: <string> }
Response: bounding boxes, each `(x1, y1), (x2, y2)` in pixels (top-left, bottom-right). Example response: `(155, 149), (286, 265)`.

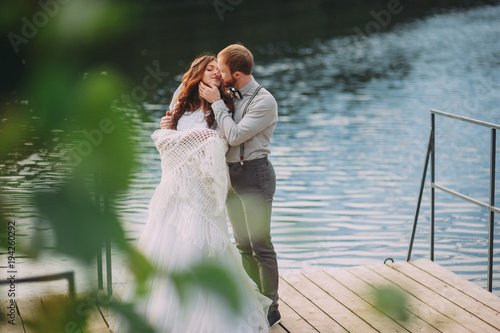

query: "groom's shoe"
(267, 309), (281, 328)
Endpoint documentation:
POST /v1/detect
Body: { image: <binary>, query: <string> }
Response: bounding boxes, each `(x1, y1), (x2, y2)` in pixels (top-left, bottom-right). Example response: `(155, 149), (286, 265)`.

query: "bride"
(113, 55), (271, 333)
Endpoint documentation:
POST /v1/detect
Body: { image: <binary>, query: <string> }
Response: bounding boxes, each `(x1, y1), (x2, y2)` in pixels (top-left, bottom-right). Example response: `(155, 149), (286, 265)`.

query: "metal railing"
(95, 172), (113, 297)
(407, 109), (499, 292)
(0, 180), (113, 306)
(0, 271), (75, 299)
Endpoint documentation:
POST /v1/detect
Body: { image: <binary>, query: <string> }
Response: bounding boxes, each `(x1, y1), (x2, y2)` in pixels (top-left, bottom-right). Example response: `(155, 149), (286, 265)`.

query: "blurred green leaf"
(123, 244), (154, 296)
(25, 63), (76, 134)
(34, 178), (121, 263)
(22, 295), (88, 333)
(171, 260), (242, 314)
(43, 0), (136, 47)
(0, 102), (33, 161)
(0, 199), (8, 250)
(1, 0), (157, 331)
(0, 1), (30, 31)
(107, 299), (156, 333)
(374, 285), (409, 322)
(69, 68), (136, 195)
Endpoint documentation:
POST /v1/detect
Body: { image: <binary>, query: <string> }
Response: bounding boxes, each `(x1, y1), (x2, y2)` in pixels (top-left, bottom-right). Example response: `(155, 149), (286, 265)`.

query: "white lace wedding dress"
(113, 110), (271, 333)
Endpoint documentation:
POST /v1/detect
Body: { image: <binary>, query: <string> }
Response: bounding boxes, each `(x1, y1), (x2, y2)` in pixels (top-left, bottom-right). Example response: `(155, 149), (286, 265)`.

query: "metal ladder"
(407, 109), (499, 292)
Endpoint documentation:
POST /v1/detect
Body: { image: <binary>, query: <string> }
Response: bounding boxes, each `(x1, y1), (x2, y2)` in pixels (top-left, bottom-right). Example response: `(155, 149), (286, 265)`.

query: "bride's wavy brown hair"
(172, 54), (234, 129)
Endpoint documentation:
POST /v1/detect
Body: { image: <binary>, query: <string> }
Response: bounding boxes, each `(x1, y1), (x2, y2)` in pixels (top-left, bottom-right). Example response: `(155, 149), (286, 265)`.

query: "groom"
(199, 44), (280, 327)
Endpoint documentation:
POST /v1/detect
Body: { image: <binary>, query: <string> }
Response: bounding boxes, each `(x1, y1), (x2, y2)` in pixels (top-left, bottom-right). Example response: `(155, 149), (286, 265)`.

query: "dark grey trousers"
(226, 156), (279, 311)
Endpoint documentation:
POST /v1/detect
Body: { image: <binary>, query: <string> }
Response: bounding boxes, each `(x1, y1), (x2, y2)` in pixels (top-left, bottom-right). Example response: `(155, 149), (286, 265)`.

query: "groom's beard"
(223, 76), (237, 88)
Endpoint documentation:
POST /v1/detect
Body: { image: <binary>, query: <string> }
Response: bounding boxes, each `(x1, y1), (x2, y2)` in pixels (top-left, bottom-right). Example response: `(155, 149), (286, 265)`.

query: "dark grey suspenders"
(239, 85), (262, 164)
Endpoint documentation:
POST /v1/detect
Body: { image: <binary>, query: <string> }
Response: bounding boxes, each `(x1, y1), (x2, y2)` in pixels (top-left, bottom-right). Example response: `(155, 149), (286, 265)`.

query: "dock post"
(430, 113), (435, 261)
(487, 128), (496, 292)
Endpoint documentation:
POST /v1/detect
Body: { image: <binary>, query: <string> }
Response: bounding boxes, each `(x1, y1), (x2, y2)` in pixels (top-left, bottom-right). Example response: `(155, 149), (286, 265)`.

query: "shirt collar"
(238, 76), (258, 97)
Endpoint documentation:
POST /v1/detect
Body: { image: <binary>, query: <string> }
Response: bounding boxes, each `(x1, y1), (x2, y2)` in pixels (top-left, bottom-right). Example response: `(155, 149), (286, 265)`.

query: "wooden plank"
(40, 294), (66, 316)
(84, 304), (111, 332)
(290, 272), (377, 332)
(71, 292), (112, 332)
(16, 297), (45, 333)
(348, 265), (470, 333)
(96, 289), (124, 329)
(39, 293), (111, 333)
(370, 263), (498, 333)
(41, 294), (101, 333)
(97, 303), (117, 329)
(327, 267), (438, 333)
(97, 286), (310, 333)
(89, 329), (114, 333)
(0, 299), (24, 332)
(411, 259), (500, 310)
(9, 261), (500, 333)
(41, 294), (69, 333)
(390, 261), (500, 330)
(277, 298), (318, 333)
(279, 275), (345, 332)
(270, 323), (288, 333)
(308, 270), (405, 332)
(77, 293), (112, 332)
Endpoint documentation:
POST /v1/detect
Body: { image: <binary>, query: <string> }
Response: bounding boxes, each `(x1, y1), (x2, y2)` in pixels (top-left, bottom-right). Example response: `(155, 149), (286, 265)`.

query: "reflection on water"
(2, 5), (500, 297)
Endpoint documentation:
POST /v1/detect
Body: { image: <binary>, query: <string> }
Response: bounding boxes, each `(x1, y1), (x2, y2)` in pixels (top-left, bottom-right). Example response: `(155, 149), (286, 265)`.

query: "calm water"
(2, 4), (500, 297)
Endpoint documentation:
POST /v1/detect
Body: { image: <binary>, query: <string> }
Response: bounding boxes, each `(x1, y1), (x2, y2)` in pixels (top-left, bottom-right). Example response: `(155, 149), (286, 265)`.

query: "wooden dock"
(277, 259), (500, 332)
(3, 259), (500, 332)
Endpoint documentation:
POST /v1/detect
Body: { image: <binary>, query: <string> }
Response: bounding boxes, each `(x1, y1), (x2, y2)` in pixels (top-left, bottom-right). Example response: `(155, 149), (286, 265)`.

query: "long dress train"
(113, 122), (271, 333)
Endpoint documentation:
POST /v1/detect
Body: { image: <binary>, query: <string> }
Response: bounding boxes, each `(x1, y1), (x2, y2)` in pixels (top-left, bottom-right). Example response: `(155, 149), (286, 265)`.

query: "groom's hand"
(199, 82), (221, 104)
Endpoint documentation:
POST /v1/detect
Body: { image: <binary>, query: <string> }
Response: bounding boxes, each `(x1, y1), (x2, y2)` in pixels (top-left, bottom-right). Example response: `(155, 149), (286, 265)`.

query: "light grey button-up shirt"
(212, 77), (278, 163)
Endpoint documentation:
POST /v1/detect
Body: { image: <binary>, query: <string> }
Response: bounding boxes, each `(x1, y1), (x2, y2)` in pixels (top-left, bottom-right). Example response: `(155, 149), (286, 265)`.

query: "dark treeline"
(2, 0), (499, 101)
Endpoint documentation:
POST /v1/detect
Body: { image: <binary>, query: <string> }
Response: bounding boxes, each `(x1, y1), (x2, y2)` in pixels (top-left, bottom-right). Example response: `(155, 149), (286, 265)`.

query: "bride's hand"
(160, 111), (175, 129)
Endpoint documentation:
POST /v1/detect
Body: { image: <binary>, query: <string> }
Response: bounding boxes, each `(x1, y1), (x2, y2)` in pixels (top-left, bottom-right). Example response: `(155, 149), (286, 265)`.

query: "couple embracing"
(114, 44), (280, 333)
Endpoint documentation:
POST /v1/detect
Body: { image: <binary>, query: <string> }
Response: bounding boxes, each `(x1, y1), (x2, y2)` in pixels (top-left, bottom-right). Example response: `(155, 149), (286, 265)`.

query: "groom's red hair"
(218, 44), (253, 75)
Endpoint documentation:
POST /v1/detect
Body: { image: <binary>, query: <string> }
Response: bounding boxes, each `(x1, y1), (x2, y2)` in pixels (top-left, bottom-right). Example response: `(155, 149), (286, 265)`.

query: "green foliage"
(44, 0), (135, 46)
(374, 285), (409, 322)
(0, 198), (8, 250)
(0, 0), (154, 330)
(0, 2), (30, 30)
(1, 0), (139, 254)
(0, 0), (244, 331)
(21, 296), (89, 333)
(123, 244), (155, 296)
(0, 102), (32, 161)
(108, 299), (156, 333)
(34, 178), (122, 263)
(171, 260), (243, 314)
